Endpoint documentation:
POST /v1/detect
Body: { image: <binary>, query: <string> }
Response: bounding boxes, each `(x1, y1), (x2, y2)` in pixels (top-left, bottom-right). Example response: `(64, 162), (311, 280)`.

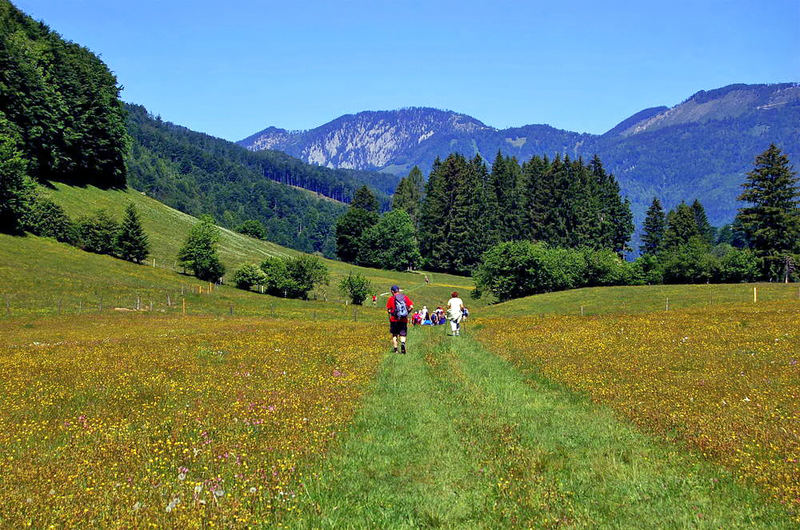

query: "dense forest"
(0, 0), (128, 188)
(125, 104), (349, 256)
(337, 152), (634, 275)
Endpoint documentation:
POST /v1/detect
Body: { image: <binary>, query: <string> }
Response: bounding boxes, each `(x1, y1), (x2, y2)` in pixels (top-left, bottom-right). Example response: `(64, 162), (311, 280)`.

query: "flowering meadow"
(0, 314), (383, 527)
(477, 300), (799, 518)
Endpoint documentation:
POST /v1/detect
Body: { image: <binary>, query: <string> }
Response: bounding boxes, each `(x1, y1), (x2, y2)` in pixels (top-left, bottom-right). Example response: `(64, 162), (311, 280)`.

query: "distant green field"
(0, 183), (477, 318)
(482, 282), (800, 318)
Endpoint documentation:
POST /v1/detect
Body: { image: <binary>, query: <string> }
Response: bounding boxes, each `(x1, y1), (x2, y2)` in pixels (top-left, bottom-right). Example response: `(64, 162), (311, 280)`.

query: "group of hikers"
(384, 285), (467, 354)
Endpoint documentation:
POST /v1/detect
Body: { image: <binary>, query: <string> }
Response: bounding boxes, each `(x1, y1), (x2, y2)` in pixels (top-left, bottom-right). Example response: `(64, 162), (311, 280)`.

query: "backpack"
(393, 293), (409, 318)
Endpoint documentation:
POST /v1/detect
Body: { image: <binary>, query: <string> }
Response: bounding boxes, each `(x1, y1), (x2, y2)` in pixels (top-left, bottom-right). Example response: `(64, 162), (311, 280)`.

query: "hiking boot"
(401, 343), (407, 354)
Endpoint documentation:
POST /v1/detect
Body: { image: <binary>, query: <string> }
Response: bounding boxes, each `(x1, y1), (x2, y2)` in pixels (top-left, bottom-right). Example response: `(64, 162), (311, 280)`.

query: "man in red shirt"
(386, 285), (414, 354)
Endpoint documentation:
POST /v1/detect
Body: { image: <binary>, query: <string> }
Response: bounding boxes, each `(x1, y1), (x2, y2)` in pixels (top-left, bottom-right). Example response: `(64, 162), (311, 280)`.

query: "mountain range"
(239, 83), (800, 227)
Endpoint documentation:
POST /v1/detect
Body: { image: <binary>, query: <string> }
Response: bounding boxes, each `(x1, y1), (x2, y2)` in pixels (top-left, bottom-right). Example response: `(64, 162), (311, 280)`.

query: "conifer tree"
(640, 197), (666, 255)
(351, 185), (379, 213)
(116, 203), (150, 263)
(662, 202), (701, 250)
(735, 144), (800, 280)
(691, 199), (715, 244)
(391, 166), (425, 226)
(335, 185), (379, 262)
(591, 155), (633, 254)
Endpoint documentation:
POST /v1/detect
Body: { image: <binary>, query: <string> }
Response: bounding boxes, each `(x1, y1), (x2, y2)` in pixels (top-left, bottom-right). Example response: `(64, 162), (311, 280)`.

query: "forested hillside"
(0, 0), (127, 188)
(125, 104), (408, 256)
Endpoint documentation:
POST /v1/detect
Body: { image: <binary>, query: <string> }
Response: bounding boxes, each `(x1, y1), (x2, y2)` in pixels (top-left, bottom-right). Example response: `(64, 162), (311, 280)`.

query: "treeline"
(126, 104), (350, 256)
(335, 151), (634, 274)
(14, 192), (150, 263)
(475, 144), (799, 301)
(0, 0), (127, 188)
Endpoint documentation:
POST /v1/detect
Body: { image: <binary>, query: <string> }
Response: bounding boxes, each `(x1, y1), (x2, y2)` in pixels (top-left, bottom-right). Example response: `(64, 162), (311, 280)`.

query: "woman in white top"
(446, 291), (465, 336)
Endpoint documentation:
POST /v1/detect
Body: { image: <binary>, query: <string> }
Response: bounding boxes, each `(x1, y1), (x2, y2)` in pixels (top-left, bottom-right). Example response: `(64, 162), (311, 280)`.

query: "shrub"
(661, 237), (719, 284)
(582, 248), (629, 286)
(236, 219), (266, 240)
(260, 255), (329, 299)
(338, 271), (372, 305)
(77, 209), (119, 255)
(716, 247), (760, 283)
(23, 194), (76, 244)
(233, 264), (267, 290)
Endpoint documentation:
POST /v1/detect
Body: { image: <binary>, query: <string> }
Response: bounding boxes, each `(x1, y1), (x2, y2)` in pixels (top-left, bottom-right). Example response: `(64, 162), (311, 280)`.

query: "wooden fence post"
(182, 298), (186, 315)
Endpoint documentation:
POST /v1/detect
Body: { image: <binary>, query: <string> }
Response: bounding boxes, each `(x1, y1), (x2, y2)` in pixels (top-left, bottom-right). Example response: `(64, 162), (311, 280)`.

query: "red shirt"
(386, 293), (413, 322)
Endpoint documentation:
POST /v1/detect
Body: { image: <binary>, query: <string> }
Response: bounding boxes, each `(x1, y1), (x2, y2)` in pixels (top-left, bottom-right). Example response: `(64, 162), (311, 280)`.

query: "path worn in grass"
(289, 327), (794, 528)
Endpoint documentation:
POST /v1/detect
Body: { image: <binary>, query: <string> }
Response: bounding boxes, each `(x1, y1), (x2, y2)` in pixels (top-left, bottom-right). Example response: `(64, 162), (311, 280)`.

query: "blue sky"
(15, 0), (800, 141)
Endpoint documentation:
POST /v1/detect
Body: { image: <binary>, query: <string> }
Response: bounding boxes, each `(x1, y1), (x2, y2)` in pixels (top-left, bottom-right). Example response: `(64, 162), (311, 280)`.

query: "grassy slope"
(0, 183), (476, 318)
(482, 282), (800, 318)
(289, 329), (793, 528)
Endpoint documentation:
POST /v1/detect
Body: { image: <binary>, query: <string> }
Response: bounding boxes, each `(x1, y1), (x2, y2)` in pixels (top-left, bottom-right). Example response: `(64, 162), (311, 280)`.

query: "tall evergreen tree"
(335, 186), (379, 262)
(691, 199), (715, 244)
(591, 155), (634, 254)
(735, 144), (800, 280)
(662, 202), (701, 250)
(116, 203), (150, 263)
(640, 197), (666, 255)
(351, 185), (379, 213)
(392, 166), (425, 226)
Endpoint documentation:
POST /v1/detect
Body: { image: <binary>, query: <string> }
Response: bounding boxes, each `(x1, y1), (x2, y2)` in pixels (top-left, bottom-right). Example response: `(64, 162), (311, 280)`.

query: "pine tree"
(640, 197), (666, 255)
(591, 155), (633, 254)
(116, 203), (150, 263)
(691, 199), (715, 244)
(351, 185), (379, 213)
(662, 202), (701, 250)
(392, 166), (425, 226)
(735, 144), (800, 280)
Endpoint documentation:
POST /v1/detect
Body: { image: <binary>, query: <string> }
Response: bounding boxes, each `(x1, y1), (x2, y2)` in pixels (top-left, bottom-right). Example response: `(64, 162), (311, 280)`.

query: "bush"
(582, 248), (629, 286)
(77, 209), (119, 255)
(629, 254), (663, 285)
(338, 271), (372, 305)
(23, 194), (76, 243)
(259, 255), (329, 299)
(236, 219), (266, 240)
(661, 237), (719, 284)
(233, 264), (267, 290)
(716, 247), (760, 283)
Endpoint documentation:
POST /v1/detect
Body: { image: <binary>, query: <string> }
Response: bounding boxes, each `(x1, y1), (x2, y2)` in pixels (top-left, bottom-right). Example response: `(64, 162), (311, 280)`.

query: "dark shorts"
(389, 320), (408, 337)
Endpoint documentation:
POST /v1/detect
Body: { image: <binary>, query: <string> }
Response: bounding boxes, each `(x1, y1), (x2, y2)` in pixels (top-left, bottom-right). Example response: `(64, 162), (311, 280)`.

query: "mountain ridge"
(238, 83), (800, 227)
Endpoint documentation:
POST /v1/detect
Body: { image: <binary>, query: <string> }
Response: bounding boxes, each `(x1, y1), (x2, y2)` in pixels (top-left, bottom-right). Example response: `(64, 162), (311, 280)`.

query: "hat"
(390, 285), (400, 292)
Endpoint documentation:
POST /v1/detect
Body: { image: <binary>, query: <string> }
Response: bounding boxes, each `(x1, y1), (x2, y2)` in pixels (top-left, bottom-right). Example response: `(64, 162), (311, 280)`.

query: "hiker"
(421, 305), (429, 321)
(372, 294), (377, 307)
(386, 285), (414, 354)
(446, 291), (465, 336)
(424, 274), (430, 285)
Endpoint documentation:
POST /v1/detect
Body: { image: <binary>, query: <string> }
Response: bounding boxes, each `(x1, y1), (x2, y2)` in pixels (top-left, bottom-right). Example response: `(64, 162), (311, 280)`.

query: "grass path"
(289, 327), (793, 528)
